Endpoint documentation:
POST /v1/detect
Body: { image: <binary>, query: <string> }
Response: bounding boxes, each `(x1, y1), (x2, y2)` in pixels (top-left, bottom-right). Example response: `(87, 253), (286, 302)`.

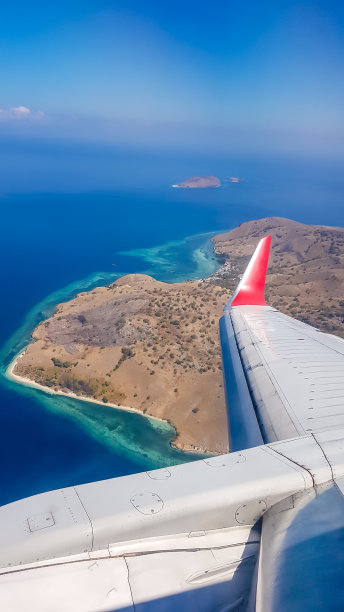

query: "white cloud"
(11, 106), (31, 117)
(0, 106), (47, 121)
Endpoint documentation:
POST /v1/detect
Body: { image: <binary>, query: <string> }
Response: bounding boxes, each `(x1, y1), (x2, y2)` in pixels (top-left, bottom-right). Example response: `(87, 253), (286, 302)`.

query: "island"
(10, 217), (344, 455)
(172, 176), (221, 189)
(11, 276), (231, 455)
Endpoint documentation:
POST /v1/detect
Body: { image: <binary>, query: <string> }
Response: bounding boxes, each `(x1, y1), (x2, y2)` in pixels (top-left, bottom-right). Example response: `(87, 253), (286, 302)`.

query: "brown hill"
(13, 275), (231, 454)
(12, 217), (344, 458)
(211, 217), (344, 337)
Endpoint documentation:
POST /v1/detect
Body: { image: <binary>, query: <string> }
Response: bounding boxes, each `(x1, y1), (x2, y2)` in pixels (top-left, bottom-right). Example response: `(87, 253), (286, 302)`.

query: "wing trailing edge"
(228, 235), (271, 307)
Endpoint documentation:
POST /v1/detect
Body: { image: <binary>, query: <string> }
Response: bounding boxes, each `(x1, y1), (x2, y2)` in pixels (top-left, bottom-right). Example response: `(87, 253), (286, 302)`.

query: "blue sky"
(0, 0), (343, 188)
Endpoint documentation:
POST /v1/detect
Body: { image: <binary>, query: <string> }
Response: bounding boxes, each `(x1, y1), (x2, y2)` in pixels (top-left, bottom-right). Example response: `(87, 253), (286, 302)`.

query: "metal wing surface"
(220, 235), (344, 449)
(220, 235), (344, 611)
(1, 235), (344, 611)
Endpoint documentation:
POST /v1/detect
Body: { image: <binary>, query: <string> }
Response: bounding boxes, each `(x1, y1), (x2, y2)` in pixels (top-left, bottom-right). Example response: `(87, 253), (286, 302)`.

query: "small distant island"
(172, 176), (221, 189)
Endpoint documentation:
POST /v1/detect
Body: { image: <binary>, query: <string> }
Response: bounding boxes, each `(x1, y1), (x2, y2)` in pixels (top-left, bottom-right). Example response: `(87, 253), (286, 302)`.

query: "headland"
(10, 275), (230, 455)
(10, 217), (344, 457)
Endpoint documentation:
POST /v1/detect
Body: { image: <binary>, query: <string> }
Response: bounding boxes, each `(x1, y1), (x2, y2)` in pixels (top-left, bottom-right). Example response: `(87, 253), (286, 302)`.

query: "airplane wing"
(219, 236), (344, 610)
(1, 236), (344, 611)
(220, 235), (344, 450)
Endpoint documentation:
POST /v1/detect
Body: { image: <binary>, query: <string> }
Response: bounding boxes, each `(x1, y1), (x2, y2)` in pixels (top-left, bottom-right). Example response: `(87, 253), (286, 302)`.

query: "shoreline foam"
(4, 230), (225, 460)
(7, 353), (209, 455)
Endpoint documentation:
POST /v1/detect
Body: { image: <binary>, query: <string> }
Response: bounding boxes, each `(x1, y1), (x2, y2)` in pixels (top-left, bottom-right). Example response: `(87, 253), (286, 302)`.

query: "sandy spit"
(6, 353), (207, 455)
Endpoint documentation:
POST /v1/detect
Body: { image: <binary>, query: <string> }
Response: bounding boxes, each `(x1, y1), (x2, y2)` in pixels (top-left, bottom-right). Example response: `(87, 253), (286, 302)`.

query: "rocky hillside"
(13, 217), (344, 458)
(14, 275), (231, 454)
(211, 217), (344, 338)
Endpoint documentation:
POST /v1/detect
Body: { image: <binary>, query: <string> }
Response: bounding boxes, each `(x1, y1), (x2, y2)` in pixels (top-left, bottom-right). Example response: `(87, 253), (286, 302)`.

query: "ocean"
(1, 157), (343, 506)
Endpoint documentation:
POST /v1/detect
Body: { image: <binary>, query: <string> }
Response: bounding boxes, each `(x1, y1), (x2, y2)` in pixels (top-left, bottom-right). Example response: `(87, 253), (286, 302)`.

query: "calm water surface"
(1, 165), (343, 505)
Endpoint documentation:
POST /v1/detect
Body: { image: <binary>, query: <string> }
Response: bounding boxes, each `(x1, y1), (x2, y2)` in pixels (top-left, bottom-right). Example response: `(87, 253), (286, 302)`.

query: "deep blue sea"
(1, 156), (343, 506)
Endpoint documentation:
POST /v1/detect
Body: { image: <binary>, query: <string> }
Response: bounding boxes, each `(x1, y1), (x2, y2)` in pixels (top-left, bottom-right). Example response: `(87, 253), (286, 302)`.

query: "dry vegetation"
(211, 217), (344, 338)
(14, 275), (231, 454)
(13, 217), (344, 456)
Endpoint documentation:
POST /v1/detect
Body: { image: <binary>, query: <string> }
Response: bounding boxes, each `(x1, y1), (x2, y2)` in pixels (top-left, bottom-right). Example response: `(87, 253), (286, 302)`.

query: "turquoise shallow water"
(1, 169), (343, 505)
(0, 228), (218, 505)
(120, 230), (219, 282)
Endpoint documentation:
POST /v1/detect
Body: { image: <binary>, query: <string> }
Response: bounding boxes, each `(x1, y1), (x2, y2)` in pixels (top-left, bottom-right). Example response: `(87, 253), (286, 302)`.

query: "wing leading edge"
(220, 235), (344, 449)
(219, 235), (344, 611)
(1, 235), (344, 611)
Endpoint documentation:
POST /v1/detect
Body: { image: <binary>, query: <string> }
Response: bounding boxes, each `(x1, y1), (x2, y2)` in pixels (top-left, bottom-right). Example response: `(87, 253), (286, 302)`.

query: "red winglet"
(230, 235), (271, 307)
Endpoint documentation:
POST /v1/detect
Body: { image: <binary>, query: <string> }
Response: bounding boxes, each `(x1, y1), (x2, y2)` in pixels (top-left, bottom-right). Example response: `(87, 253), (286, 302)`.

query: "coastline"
(7, 352), (210, 455)
(4, 230), (228, 460)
